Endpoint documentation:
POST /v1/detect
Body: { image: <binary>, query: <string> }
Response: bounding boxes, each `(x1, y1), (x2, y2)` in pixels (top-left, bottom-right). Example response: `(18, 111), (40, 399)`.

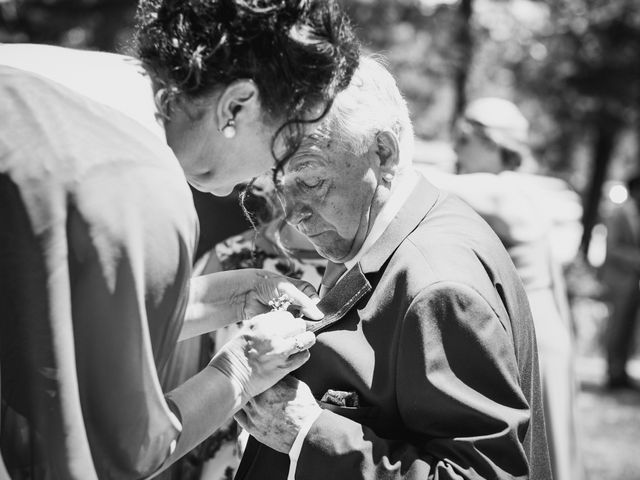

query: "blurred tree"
(517, 0), (640, 253)
(346, 0), (640, 255)
(3, 0), (639, 255)
(343, 0), (463, 139)
(0, 0), (136, 52)
(451, 0), (474, 127)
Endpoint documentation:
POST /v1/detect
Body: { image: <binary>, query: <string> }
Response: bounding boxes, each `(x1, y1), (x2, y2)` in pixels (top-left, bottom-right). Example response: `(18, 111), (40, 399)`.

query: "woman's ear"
(375, 130), (400, 180)
(216, 79), (260, 131)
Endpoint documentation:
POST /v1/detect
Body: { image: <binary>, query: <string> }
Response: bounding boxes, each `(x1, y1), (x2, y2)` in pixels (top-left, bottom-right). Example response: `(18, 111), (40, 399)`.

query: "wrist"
(208, 339), (252, 404)
(163, 366), (247, 462)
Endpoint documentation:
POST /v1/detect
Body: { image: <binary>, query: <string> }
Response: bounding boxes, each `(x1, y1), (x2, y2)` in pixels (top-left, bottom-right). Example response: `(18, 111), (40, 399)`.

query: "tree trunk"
(580, 115), (620, 255)
(451, 0), (473, 127)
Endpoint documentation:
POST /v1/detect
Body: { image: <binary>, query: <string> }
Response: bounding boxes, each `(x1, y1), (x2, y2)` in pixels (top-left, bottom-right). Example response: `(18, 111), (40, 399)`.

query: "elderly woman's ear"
(375, 130), (400, 181)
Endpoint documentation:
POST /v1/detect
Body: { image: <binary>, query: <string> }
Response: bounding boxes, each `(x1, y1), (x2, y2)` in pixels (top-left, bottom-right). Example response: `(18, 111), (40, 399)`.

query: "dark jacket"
(236, 177), (551, 480)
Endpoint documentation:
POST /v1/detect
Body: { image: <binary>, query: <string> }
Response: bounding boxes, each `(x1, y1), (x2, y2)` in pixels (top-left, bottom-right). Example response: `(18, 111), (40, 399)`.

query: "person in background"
(419, 97), (584, 480)
(0, 1), (359, 478)
(233, 57), (551, 480)
(601, 174), (640, 389)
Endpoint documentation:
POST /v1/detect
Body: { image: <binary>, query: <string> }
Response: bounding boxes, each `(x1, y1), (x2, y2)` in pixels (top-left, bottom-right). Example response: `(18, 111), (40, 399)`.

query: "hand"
(235, 376), (322, 454)
(209, 311), (316, 403)
(242, 269), (323, 320)
(182, 270), (324, 340)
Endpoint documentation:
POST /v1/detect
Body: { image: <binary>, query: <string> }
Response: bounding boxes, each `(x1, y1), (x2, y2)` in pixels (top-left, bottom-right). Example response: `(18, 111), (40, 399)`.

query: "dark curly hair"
(136, 0), (359, 235)
(135, 0), (358, 126)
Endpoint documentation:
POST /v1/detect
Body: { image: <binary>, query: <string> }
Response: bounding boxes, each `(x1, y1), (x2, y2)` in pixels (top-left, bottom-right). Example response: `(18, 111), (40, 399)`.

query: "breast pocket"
(318, 401), (379, 423)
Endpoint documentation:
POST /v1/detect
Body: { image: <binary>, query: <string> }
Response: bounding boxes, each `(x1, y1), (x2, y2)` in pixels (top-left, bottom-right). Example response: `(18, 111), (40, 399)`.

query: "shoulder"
(404, 279), (500, 321)
(0, 45), (155, 131)
(391, 196), (505, 285)
(1, 45), (166, 176)
(71, 160), (197, 255)
(382, 195), (523, 317)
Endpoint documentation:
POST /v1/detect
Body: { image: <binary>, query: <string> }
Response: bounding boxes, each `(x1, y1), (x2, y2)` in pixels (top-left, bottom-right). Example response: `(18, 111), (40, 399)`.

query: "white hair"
(325, 56), (414, 169)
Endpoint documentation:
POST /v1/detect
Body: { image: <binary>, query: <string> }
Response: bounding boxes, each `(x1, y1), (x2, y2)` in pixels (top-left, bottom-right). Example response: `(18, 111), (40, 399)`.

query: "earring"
(383, 173), (394, 183)
(220, 119), (236, 139)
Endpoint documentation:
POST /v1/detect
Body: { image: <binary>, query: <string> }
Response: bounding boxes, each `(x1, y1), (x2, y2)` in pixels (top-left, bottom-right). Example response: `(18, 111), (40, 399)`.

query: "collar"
(344, 172), (419, 271)
(359, 172), (440, 273)
(307, 172), (441, 333)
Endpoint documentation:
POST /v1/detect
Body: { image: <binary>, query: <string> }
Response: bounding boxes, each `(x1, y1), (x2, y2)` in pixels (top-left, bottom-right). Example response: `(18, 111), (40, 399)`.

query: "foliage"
(2, 0), (639, 190)
(342, 0), (463, 139)
(0, 0), (137, 52)
(515, 0), (640, 180)
(342, 0), (640, 183)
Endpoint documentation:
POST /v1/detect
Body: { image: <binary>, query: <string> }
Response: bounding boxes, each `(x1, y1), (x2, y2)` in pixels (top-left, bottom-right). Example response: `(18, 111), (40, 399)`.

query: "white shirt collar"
(343, 170), (419, 271)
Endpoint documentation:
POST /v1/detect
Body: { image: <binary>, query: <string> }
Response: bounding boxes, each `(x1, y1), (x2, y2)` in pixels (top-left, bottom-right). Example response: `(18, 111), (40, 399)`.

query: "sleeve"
(0, 159), (196, 479)
(295, 282), (533, 479)
(65, 162), (196, 478)
(605, 207), (640, 271)
(287, 409), (323, 480)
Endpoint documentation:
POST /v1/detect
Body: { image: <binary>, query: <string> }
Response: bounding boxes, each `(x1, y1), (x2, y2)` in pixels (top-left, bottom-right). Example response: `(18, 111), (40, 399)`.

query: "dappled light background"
(2, 1), (640, 478)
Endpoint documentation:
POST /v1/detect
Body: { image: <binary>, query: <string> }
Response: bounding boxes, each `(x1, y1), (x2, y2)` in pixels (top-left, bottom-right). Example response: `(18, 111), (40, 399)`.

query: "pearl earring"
(383, 173), (394, 182)
(221, 119), (236, 139)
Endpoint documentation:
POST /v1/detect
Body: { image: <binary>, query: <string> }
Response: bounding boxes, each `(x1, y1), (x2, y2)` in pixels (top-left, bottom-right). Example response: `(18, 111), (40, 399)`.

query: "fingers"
(280, 374), (300, 388)
(296, 281), (321, 303)
(241, 313), (315, 360)
(265, 330), (316, 360)
(248, 310), (306, 337)
(284, 349), (311, 371)
(279, 282), (324, 321)
(289, 331), (316, 353)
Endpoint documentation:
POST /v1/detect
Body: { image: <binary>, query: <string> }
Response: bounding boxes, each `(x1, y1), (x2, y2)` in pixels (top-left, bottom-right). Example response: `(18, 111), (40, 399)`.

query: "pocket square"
(320, 389), (360, 408)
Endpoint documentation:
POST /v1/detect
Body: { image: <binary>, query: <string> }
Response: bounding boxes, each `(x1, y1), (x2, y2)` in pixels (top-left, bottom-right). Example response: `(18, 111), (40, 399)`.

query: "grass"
(577, 359), (640, 480)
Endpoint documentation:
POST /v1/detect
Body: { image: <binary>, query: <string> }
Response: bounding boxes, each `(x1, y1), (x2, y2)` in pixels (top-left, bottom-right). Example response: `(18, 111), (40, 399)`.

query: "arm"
(605, 208), (640, 272)
(161, 312), (316, 471)
(180, 271), (252, 340)
(605, 245), (640, 272)
(158, 366), (244, 466)
(293, 282), (531, 479)
(65, 165), (316, 479)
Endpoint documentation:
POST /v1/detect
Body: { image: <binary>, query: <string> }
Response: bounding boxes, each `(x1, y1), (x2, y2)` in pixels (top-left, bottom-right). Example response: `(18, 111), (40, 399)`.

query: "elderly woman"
(0, 1), (358, 478)
(234, 58), (552, 480)
(419, 98), (584, 480)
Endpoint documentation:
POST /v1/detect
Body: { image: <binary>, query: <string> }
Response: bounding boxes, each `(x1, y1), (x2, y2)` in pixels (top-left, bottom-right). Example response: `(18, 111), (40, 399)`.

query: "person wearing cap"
(601, 174), (640, 389)
(420, 97), (584, 480)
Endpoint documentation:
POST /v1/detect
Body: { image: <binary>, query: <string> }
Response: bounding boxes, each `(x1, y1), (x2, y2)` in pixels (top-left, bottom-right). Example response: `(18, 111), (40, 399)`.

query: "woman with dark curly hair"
(0, 1), (358, 479)
(136, 0), (358, 195)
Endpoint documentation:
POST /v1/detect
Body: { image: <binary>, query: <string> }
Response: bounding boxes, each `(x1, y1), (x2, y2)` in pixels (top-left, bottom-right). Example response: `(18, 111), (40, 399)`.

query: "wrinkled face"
(166, 106), (280, 196)
(454, 128), (502, 175)
(276, 131), (383, 263)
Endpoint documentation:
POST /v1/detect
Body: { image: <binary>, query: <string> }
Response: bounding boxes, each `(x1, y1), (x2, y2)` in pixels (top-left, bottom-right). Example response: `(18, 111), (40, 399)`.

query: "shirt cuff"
(287, 407), (323, 480)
